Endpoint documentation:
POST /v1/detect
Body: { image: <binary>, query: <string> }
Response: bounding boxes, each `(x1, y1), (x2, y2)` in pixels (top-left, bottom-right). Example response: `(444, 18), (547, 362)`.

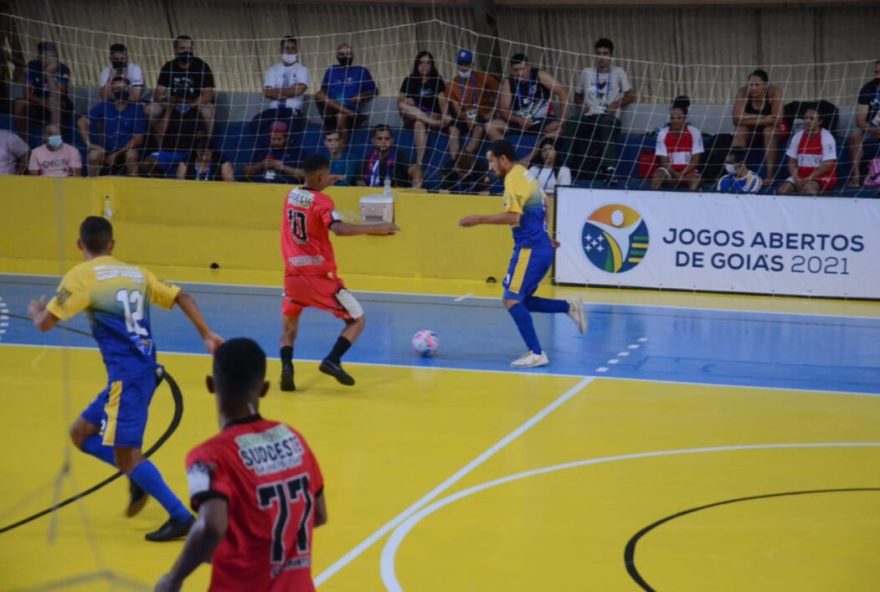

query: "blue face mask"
(47, 135), (63, 150)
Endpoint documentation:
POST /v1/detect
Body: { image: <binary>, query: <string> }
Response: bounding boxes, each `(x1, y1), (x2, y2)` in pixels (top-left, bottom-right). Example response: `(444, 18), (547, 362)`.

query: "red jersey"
(786, 128), (837, 179)
(281, 186), (340, 278)
(186, 416), (324, 592)
(656, 125), (704, 172)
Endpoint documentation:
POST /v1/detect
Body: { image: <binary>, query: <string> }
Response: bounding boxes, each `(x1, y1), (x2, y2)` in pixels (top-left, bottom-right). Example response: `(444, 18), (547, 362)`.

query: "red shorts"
(788, 174), (837, 192)
(282, 274), (351, 319)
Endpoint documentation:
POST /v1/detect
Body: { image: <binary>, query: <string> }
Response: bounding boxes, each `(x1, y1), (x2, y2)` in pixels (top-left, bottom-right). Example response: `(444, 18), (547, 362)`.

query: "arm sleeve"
(87, 102), (103, 121)
(99, 67), (110, 86)
(361, 68), (377, 94)
(618, 68), (633, 93)
(320, 68), (330, 92)
(133, 106), (147, 134)
(558, 166), (572, 187)
(263, 65), (276, 89)
(691, 129), (705, 155)
(785, 132), (800, 159)
(145, 269), (181, 309)
(857, 83), (872, 106)
(399, 76), (410, 96)
(821, 130), (837, 161)
(655, 130), (668, 156)
(186, 447), (233, 510)
(157, 63), (171, 88)
(574, 69), (586, 95)
(202, 63), (216, 88)
(299, 66), (310, 87)
(28, 150), (39, 172)
(131, 64), (145, 87)
(10, 134), (28, 158)
(69, 146), (82, 168)
(504, 177), (525, 215)
(46, 268), (90, 321)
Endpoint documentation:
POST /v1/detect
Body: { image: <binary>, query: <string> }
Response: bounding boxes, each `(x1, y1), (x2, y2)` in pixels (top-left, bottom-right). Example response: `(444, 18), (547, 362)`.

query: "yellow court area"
(1, 345), (878, 592)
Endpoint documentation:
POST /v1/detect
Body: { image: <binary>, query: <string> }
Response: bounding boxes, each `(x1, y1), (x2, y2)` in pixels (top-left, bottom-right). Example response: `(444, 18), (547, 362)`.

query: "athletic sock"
(508, 303), (542, 355)
(524, 296), (568, 314)
(280, 346), (293, 367)
(325, 337), (352, 365)
(130, 460), (191, 523)
(80, 434), (116, 466)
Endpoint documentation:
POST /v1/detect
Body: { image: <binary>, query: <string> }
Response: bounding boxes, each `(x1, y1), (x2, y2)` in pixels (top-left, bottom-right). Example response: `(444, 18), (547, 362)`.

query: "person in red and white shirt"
(779, 107), (837, 195)
(279, 154), (399, 391)
(155, 338), (326, 592)
(651, 96), (704, 191)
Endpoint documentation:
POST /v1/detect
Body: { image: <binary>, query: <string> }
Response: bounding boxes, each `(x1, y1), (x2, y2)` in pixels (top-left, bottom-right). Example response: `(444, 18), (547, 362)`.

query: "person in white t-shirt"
(253, 36), (310, 140)
(528, 137), (571, 196)
(571, 38), (635, 185)
(98, 43), (144, 102)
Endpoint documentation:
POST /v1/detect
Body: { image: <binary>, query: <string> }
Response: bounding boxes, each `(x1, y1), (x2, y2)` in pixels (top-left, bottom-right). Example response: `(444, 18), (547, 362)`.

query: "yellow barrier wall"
(0, 177), (513, 281)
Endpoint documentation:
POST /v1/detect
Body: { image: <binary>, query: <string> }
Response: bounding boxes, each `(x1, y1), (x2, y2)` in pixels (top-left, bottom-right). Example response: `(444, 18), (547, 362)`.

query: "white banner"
(554, 188), (880, 299)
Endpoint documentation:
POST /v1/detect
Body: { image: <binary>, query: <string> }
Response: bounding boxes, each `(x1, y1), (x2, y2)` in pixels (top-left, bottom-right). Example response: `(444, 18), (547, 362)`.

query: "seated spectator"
(715, 147), (762, 193)
(244, 121), (303, 183)
(27, 123), (81, 177)
(0, 129), (29, 174)
(319, 129), (357, 186)
(177, 141), (234, 182)
(528, 137), (572, 196)
(356, 124), (421, 188)
(651, 96), (703, 191)
(99, 43), (144, 102)
(145, 35), (216, 141)
(438, 153), (491, 194)
(398, 50), (452, 169)
(846, 60), (880, 188)
(486, 53), (569, 163)
(571, 38), (635, 185)
(14, 41), (73, 144)
(140, 106), (205, 177)
(779, 107), (837, 196)
(446, 49), (499, 161)
(732, 69), (784, 185)
(253, 36), (309, 140)
(77, 76), (145, 177)
(314, 43), (377, 144)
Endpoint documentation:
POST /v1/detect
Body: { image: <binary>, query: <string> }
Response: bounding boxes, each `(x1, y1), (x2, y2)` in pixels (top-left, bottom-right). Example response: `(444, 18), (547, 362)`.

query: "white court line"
(313, 375), (594, 587)
(379, 441), (880, 591)
(453, 292), (473, 302)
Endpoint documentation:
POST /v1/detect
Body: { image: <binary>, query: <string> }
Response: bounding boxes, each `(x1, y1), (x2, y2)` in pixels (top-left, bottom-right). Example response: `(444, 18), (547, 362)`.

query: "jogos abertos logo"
(581, 205), (649, 273)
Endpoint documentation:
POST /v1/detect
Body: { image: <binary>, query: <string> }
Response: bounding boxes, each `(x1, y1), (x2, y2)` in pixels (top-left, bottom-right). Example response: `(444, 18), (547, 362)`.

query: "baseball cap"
(456, 49), (473, 65)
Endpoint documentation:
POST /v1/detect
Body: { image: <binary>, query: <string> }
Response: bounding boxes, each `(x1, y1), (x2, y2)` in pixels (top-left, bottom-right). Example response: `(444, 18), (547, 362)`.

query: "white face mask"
(724, 163), (737, 174)
(282, 53), (298, 65)
(47, 135), (63, 150)
(457, 68), (471, 78)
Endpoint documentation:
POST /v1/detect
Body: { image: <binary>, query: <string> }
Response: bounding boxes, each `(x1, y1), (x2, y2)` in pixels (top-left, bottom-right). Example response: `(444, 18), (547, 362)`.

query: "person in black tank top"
(732, 68), (784, 186)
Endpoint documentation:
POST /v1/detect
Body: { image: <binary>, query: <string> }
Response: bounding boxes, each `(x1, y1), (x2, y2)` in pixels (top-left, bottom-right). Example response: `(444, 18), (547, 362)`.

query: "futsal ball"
(411, 329), (439, 357)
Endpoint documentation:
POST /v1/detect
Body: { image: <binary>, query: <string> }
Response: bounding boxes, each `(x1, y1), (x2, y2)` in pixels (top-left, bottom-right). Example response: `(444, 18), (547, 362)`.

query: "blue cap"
(456, 49), (473, 65)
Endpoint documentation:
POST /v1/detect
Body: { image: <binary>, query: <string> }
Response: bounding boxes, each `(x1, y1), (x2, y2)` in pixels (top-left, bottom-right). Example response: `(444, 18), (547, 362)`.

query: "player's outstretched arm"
(155, 498), (228, 592)
(458, 211), (521, 227)
(27, 296), (60, 332)
(175, 290), (224, 353)
(330, 221), (400, 237)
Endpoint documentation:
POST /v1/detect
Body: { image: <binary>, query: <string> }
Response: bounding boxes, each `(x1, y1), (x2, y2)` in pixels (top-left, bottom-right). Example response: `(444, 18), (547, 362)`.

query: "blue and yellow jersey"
(46, 256), (180, 379)
(503, 164), (551, 248)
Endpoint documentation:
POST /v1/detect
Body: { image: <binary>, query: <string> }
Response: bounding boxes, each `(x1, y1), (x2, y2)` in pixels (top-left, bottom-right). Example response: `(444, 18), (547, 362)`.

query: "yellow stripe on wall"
(102, 380), (123, 446)
(509, 248), (532, 294)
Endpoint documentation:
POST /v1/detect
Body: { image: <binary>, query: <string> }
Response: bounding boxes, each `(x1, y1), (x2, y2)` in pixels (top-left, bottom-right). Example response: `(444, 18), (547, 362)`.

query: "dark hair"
(173, 35), (193, 49)
(110, 76), (130, 86)
(372, 124), (393, 138)
(280, 35), (297, 49)
(749, 69), (769, 83)
(324, 129), (341, 139)
(212, 338), (266, 400)
(671, 95), (691, 114)
(79, 216), (113, 253)
(411, 50), (439, 78)
(534, 137), (563, 173)
(594, 38), (614, 54)
(37, 41), (58, 55)
(109, 43), (127, 53)
(510, 53), (528, 65)
(304, 154), (330, 173)
(489, 139), (517, 162)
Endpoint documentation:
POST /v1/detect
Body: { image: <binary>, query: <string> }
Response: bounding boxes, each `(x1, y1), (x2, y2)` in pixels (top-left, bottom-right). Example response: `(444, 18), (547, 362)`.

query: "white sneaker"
(566, 297), (587, 334)
(510, 350), (550, 368)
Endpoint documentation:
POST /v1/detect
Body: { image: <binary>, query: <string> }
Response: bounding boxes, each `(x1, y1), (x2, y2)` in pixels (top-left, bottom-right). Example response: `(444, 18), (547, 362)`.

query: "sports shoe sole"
(319, 359), (355, 386)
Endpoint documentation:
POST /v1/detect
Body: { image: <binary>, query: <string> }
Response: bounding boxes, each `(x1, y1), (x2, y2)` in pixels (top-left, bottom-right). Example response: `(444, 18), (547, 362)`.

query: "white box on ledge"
(360, 194), (394, 223)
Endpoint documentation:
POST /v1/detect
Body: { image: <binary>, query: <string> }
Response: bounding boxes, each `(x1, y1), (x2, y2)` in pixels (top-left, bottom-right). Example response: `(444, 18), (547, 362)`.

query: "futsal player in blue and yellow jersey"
(459, 140), (586, 368)
(28, 216), (223, 541)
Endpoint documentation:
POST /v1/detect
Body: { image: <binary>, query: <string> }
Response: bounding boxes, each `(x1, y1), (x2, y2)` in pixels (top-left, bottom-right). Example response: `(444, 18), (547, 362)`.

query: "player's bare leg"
(280, 312), (300, 392)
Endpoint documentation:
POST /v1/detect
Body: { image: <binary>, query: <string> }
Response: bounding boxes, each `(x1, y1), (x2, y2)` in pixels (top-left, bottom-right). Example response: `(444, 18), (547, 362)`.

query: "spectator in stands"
(320, 129), (357, 186)
(398, 50), (452, 170)
(357, 124), (421, 188)
(77, 76), (145, 177)
(528, 137), (571, 196)
(651, 96), (703, 191)
(14, 41), (73, 144)
(140, 105), (205, 177)
(177, 140), (234, 182)
(27, 123), (81, 177)
(446, 49), (499, 161)
(846, 60), (880, 188)
(486, 53), (569, 163)
(571, 38), (635, 185)
(0, 129), (29, 174)
(99, 43), (144, 103)
(715, 147), (762, 193)
(779, 107), (837, 195)
(244, 121), (303, 184)
(732, 69), (783, 186)
(145, 35), (216, 141)
(438, 153), (491, 194)
(314, 43), (377, 144)
(253, 36), (309, 140)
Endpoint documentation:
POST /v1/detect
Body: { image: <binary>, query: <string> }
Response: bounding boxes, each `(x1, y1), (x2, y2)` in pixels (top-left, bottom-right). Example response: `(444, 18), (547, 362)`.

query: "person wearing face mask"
(253, 36), (310, 141)
(446, 49), (500, 161)
(651, 96), (704, 191)
(28, 123), (82, 177)
(98, 43), (144, 103)
(145, 35), (216, 142)
(314, 43), (378, 144)
(716, 148), (762, 193)
(78, 76), (146, 177)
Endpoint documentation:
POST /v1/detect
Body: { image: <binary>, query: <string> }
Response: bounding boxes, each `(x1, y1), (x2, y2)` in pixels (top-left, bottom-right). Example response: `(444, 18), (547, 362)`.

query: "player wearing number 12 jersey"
(278, 154), (399, 391)
(28, 216), (223, 541)
(156, 338), (327, 592)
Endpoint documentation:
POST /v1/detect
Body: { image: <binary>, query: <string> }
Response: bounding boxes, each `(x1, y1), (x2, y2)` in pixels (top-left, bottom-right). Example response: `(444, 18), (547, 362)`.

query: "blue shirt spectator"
(26, 59), (71, 99)
(316, 129), (357, 186)
(321, 64), (376, 112)
(77, 76), (146, 177)
(314, 43), (378, 144)
(85, 101), (146, 152)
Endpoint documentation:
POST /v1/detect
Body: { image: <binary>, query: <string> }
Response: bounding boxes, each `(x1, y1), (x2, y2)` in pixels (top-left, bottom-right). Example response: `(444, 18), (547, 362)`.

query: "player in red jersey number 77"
(155, 338), (327, 592)
(279, 153), (399, 390)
